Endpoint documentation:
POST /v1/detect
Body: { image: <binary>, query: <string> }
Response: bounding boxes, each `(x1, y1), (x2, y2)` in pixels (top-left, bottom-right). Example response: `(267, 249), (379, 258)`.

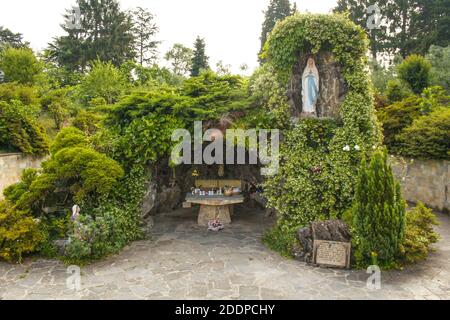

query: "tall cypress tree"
(352, 149), (406, 267)
(259, 0), (292, 60)
(190, 37), (209, 77)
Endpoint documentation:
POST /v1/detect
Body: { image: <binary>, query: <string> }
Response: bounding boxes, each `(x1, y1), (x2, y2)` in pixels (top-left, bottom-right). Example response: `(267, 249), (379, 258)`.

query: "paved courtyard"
(1, 207), (449, 300)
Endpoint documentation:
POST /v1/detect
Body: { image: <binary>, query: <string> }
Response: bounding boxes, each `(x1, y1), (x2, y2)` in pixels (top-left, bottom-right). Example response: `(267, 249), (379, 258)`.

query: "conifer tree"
(352, 149), (406, 267)
(259, 0), (292, 60)
(190, 37), (209, 77)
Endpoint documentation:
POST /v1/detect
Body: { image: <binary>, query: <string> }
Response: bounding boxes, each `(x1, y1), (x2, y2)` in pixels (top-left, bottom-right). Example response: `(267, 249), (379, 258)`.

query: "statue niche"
(287, 52), (347, 119)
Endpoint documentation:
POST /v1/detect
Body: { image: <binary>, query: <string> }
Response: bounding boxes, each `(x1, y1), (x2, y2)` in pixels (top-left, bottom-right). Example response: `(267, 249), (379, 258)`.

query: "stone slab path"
(1, 208), (449, 300)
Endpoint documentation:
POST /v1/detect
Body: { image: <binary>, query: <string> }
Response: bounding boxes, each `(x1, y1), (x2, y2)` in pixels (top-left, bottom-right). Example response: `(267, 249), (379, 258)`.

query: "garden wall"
(390, 156), (450, 212)
(0, 153), (46, 199)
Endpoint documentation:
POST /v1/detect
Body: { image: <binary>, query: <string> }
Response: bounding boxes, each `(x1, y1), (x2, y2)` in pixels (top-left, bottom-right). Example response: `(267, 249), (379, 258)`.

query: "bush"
(65, 166), (145, 263)
(0, 47), (42, 85)
(10, 128), (124, 213)
(262, 223), (298, 258)
(72, 110), (104, 135)
(0, 83), (39, 105)
(399, 202), (439, 264)
(50, 127), (88, 154)
(397, 55), (432, 94)
(385, 79), (413, 103)
(0, 200), (45, 262)
(77, 60), (126, 105)
(352, 149), (406, 268)
(0, 100), (49, 155)
(397, 107), (450, 159)
(377, 96), (422, 152)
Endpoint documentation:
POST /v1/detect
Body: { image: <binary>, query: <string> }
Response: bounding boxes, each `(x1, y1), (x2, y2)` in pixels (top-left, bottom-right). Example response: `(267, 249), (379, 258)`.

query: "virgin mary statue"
(302, 57), (319, 114)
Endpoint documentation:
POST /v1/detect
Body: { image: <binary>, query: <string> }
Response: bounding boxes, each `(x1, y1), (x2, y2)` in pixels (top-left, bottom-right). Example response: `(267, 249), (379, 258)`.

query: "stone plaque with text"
(313, 240), (351, 269)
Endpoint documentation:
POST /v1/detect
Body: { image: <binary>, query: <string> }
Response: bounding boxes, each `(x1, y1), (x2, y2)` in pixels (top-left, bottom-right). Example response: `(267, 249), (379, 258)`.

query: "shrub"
(399, 202), (439, 264)
(0, 100), (49, 155)
(10, 128), (124, 213)
(3, 168), (38, 203)
(262, 223), (298, 258)
(0, 47), (42, 85)
(77, 60), (126, 105)
(72, 110), (104, 135)
(397, 107), (450, 160)
(0, 200), (45, 262)
(385, 79), (413, 103)
(397, 55), (432, 94)
(50, 127), (88, 154)
(65, 166), (145, 263)
(0, 83), (39, 105)
(352, 149), (406, 268)
(377, 96), (422, 152)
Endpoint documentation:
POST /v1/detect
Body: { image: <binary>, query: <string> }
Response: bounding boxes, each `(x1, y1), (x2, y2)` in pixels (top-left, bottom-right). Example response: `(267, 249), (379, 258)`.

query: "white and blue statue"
(302, 57), (320, 114)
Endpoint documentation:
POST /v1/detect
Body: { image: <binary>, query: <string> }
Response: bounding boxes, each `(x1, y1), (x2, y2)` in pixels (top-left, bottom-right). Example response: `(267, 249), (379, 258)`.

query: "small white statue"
(302, 57), (320, 114)
(71, 205), (81, 222)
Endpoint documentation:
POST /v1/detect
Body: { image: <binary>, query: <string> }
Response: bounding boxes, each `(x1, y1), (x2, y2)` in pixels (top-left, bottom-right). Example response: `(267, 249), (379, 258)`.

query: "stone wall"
(390, 156), (449, 212)
(0, 153), (46, 199)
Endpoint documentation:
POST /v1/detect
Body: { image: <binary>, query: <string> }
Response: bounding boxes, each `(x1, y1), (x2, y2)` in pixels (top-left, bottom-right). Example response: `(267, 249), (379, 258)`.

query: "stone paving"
(1, 207), (449, 300)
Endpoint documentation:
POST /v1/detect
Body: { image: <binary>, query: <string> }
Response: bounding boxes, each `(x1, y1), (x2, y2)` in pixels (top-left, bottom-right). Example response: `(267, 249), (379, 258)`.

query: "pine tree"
(352, 149), (406, 267)
(0, 26), (25, 50)
(131, 7), (159, 66)
(190, 37), (209, 77)
(48, 0), (135, 72)
(259, 0), (292, 60)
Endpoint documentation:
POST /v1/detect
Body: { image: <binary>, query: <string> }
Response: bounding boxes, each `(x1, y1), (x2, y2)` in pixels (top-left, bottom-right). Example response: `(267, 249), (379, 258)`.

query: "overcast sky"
(0, 0), (337, 73)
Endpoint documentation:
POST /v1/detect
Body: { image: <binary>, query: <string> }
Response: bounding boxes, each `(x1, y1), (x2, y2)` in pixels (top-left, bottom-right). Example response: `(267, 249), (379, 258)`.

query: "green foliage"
(369, 59), (396, 95)
(262, 223), (297, 258)
(397, 55), (432, 94)
(0, 83), (39, 105)
(65, 165), (146, 263)
(109, 71), (253, 128)
(0, 200), (45, 262)
(77, 60), (127, 105)
(130, 7), (159, 66)
(260, 0), (293, 58)
(378, 86), (449, 156)
(0, 47), (42, 85)
(334, 1), (450, 58)
(399, 202), (439, 265)
(378, 96), (422, 151)
(385, 79), (413, 103)
(265, 119), (363, 230)
(397, 107), (450, 160)
(9, 128), (123, 213)
(263, 14), (382, 256)
(0, 26), (25, 49)
(47, 0), (135, 72)
(426, 45), (450, 92)
(72, 110), (104, 135)
(190, 37), (209, 77)
(3, 168), (38, 203)
(165, 43), (193, 76)
(248, 64), (291, 129)
(50, 127), (88, 154)
(113, 114), (182, 166)
(0, 100), (49, 155)
(352, 149), (406, 268)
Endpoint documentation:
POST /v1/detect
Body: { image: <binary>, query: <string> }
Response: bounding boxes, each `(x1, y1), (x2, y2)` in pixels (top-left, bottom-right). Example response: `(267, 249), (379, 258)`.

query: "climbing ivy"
(263, 14), (382, 249)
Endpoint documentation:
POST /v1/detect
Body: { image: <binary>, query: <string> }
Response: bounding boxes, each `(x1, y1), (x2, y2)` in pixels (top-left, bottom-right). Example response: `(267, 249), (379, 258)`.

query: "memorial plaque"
(313, 240), (351, 268)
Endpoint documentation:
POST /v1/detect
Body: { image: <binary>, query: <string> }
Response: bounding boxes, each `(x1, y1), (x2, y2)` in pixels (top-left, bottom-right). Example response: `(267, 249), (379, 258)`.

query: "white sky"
(0, 0), (337, 74)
